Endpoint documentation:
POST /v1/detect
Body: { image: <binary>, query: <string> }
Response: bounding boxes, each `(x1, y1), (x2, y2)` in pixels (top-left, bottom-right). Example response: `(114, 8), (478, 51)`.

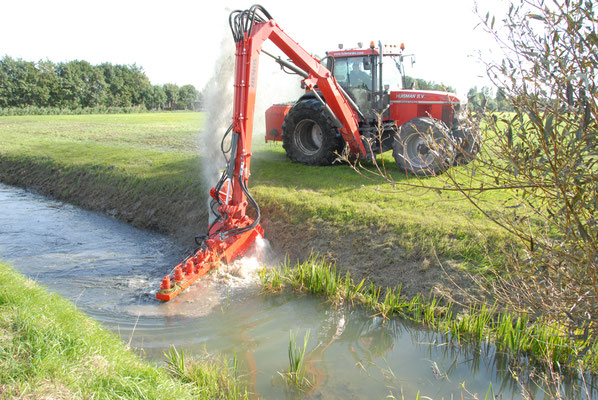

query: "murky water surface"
(0, 183), (594, 399)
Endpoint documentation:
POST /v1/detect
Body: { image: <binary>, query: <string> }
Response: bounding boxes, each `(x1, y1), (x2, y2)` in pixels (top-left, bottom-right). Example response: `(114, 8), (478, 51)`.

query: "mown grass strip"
(258, 256), (598, 374)
(0, 262), (249, 399)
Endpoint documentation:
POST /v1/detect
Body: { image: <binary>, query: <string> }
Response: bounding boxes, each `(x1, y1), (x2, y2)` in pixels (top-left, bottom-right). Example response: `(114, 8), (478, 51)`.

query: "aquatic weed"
(280, 329), (312, 391)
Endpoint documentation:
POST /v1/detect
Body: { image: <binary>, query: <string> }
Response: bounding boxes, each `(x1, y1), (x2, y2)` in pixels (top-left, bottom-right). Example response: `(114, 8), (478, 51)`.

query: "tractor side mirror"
(363, 57), (371, 70)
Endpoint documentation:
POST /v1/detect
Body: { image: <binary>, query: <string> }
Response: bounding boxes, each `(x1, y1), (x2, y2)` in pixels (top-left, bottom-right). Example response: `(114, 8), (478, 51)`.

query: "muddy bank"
(0, 154), (479, 303)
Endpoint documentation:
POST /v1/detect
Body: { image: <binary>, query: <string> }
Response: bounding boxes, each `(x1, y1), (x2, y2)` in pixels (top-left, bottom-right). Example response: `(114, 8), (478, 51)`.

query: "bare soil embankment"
(0, 155), (480, 303)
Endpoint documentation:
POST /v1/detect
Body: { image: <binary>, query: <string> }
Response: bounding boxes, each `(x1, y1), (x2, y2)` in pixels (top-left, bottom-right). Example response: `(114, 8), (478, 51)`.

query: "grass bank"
(0, 112), (510, 301)
(0, 262), (250, 399)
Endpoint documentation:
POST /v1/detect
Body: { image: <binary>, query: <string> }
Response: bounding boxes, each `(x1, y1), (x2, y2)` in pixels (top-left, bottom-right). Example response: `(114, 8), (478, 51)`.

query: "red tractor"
(265, 42), (479, 175)
(156, 5), (479, 301)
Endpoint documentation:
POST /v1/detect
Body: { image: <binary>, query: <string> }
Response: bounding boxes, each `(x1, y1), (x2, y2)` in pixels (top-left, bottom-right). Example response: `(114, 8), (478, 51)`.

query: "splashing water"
(198, 33), (235, 190)
(197, 26), (303, 281)
(198, 35), (304, 192)
(215, 235), (272, 286)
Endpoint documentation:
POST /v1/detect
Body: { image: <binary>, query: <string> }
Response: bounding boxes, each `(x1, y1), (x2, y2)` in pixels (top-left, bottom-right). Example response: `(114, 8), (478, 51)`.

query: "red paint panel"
(265, 103), (293, 142)
(389, 90), (460, 128)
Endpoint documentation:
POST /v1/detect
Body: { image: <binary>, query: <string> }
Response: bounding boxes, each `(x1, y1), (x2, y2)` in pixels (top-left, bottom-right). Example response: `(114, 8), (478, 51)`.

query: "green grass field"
(0, 112), (508, 270)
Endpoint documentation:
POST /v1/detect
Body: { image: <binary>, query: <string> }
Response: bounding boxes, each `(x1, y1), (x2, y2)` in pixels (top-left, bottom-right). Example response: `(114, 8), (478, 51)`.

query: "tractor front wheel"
(452, 126), (481, 165)
(282, 99), (343, 165)
(393, 117), (455, 176)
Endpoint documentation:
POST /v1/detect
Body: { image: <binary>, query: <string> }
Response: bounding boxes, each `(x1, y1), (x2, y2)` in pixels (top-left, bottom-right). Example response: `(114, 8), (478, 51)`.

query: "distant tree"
(0, 56), (195, 112)
(177, 84), (199, 110)
(0, 56), (48, 107)
(99, 63), (125, 107)
(494, 87), (513, 112)
(36, 60), (60, 107)
(123, 63), (152, 106)
(467, 85), (508, 111)
(143, 85), (167, 110)
(55, 60), (107, 108)
(162, 83), (179, 110)
(0, 57), (15, 108)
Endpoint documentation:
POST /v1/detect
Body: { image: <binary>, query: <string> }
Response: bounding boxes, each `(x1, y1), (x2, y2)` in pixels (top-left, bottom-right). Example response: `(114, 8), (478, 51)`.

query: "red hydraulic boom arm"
(156, 5), (366, 301)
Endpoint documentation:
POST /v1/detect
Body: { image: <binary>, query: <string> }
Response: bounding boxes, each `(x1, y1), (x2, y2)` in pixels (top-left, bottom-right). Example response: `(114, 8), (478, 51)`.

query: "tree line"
(2, 55), (512, 114)
(0, 56), (201, 111)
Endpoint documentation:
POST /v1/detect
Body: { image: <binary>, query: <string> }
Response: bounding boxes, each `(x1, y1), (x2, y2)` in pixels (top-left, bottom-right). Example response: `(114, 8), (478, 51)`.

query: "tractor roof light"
(370, 41), (375, 49)
(338, 43), (343, 49)
(400, 43), (405, 51)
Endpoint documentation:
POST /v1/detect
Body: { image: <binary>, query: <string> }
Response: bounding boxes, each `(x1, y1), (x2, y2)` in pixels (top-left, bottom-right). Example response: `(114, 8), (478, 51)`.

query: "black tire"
(282, 99), (343, 165)
(392, 117), (455, 176)
(452, 126), (481, 165)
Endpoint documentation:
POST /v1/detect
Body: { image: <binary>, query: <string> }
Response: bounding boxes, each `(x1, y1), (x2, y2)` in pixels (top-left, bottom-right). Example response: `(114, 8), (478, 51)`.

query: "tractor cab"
(326, 42), (412, 120)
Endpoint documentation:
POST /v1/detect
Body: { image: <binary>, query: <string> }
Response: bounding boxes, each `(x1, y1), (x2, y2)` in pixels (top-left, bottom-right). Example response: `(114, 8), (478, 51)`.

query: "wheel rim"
(294, 119), (323, 156)
(403, 132), (448, 171)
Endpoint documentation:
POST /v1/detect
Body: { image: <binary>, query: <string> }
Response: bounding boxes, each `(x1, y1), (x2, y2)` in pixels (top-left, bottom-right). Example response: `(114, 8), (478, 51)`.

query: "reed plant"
(279, 330), (312, 391)
(259, 256), (598, 374)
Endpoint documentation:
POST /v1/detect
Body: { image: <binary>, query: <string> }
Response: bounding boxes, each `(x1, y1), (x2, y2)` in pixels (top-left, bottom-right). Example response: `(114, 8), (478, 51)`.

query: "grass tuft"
(164, 346), (250, 400)
(280, 330), (312, 391)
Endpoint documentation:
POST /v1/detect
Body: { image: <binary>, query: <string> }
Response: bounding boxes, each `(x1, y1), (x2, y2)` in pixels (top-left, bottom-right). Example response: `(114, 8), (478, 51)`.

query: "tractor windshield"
(332, 55), (404, 91)
(333, 56), (373, 90)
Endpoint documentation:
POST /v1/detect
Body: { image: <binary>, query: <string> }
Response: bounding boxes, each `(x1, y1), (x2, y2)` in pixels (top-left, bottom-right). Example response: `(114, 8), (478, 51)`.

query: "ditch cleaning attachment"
(156, 127), (263, 301)
(156, 3), (367, 301)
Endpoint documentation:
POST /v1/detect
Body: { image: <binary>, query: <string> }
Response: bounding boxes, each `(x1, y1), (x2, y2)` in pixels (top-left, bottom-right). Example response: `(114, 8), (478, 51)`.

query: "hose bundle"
(198, 124), (261, 245)
(229, 5), (272, 42)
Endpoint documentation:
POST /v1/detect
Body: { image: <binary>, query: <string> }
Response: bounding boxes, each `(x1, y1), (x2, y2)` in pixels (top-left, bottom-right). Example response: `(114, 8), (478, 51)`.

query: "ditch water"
(0, 182), (594, 399)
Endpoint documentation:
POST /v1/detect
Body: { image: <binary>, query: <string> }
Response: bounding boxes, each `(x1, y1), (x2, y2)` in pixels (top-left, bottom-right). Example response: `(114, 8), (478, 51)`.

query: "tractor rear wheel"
(393, 117), (455, 176)
(282, 99), (343, 165)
